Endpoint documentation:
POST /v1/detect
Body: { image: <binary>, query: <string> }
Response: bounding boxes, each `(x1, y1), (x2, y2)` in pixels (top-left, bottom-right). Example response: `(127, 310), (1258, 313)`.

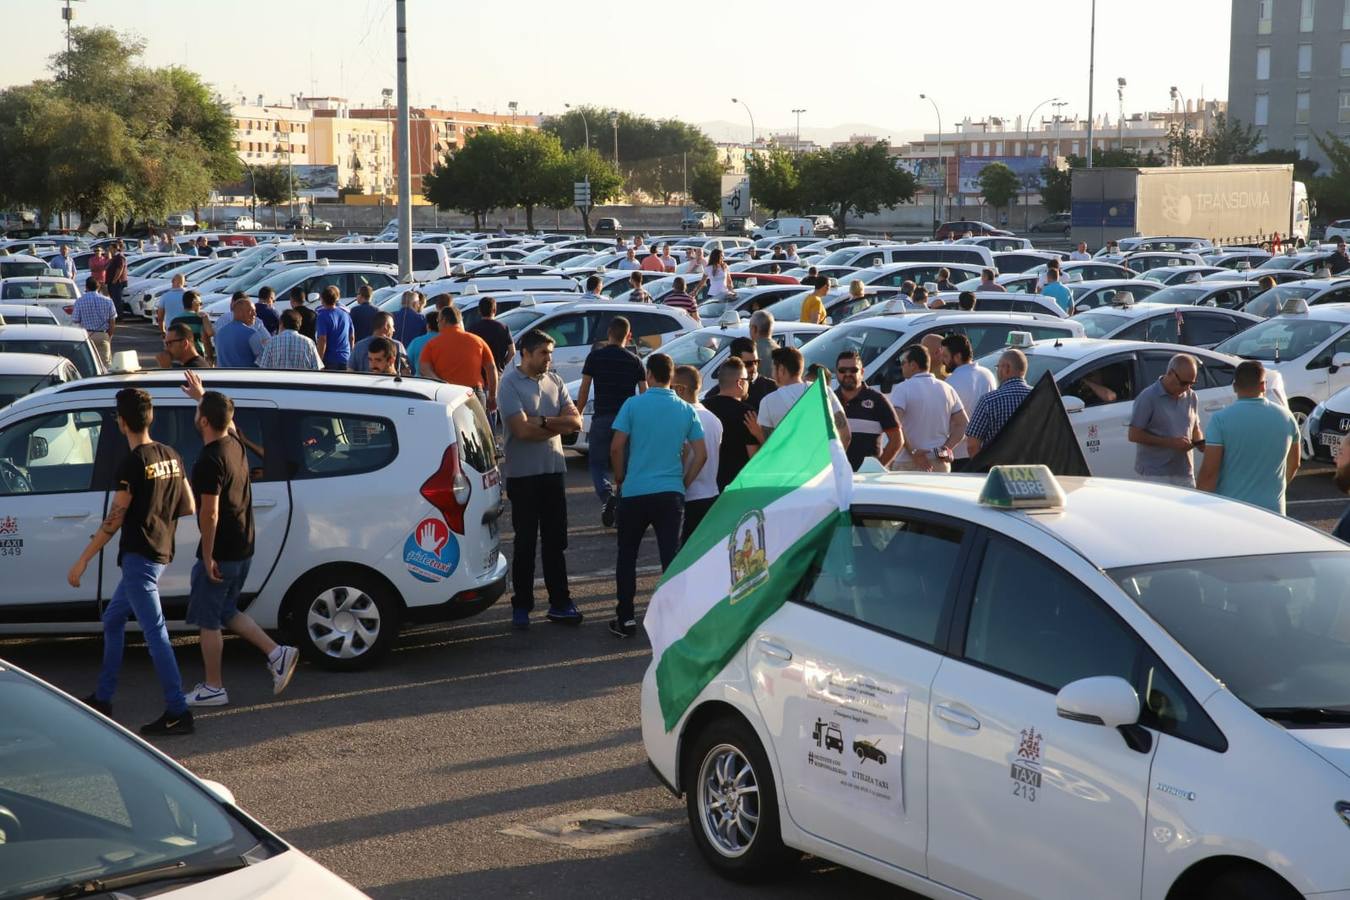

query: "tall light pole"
(394, 0), (412, 280)
(609, 110), (619, 166)
(564, 103), (590, 150)
(1171, 86), (1188, 165)
(791, 108), (806, 152)
(731, 97), (755, 147)
(1051, 100), (1069, 160)
(508, 100), (518, 124)
(1117, 77), (1127, 150)
(1023, 96), (1062, 228)
(919, 93), (944, 223)
(1085, 0), (1097, 167)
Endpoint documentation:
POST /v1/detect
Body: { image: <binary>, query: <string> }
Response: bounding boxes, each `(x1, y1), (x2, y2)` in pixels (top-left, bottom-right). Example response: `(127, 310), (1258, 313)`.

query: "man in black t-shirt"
(702, 357), (761, 490)
(180, 372), (299, 708)
(70, 388), (197, 736)
(576, 316), (646, 525)
(289, 286), (317, 341)
(467, 295), (515, 371)
(704, 337), (777, 411)
(835, 350), (902, 470)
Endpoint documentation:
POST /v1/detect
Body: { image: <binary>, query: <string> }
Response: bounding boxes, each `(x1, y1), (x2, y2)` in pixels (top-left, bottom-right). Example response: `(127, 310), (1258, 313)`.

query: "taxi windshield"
(1111, 552), (1350, 714)
(496, 307), (546, 337)
(1241, 284), (1320, 319)
(1213, 317), (1343, 361)
(1073, 310), (1132, 338)
(819, 249), (860, 266)
(1142, 285), (1209, 306)
(657, 330), (735, 367)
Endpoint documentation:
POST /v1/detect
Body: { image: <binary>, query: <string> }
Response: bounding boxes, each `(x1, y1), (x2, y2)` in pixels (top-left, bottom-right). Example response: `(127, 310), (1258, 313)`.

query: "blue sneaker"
(512, 609), (531, 630)
(546, 604), (584, 626)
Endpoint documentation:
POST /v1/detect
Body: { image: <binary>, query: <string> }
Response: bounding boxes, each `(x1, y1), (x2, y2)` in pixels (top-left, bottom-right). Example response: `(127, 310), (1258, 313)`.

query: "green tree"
(498, 129), (566, 231)
(689, 157), (725, 215)
(977, 163), (1021, 218)
(1040, 163), (1072, 214)
(1247, 148), (1320, 181)
(549, 147), (622, 235)
(796, 142), (915, 232)
(252, 165), (295, 227)
(747, 149), (801, 217)
(423, 130), (513, 230)
(1167, 113), (1261, 166)
(1313, 133), (1350, 220)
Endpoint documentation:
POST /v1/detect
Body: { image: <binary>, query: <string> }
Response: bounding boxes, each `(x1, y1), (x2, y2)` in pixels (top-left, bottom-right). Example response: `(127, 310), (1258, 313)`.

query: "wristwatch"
(538, 415), (547, 428)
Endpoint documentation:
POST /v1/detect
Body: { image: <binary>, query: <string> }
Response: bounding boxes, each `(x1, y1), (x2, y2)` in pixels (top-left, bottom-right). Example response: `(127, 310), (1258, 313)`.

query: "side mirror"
(1056, 676), (1140, 728)
(199, 778), (237, 806)
(1062, 395), (1086, 414)
(1333, 352), (1350, 372)
(26, 435), (48, 462)
(307, 292), (320, 304)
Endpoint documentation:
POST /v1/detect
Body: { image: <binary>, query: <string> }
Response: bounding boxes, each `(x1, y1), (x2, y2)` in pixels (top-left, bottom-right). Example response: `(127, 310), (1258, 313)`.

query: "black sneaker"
(139, 709), (195, 736)
(81, 693), (112, 717)
(546, 604), (584, 626)
(608, 618), (637, 638)
(601, 494), (618, 529)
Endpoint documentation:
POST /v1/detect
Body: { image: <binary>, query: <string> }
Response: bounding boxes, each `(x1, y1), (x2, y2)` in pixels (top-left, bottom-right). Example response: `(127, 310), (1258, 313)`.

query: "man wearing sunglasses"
(1129, 353), (1203, 487)
(163, 322), (209, 369)
(835, 350), (901, 471)
(704, 336), (777, 411)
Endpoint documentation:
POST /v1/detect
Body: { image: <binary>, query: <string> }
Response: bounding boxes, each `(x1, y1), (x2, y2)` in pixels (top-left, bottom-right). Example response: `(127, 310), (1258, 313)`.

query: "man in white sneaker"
(180, 372), (298, 706)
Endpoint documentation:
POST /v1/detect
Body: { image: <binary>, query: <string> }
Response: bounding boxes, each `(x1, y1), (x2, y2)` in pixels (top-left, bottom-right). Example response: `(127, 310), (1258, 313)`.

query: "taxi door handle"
(51, 511), (91, 520)
(1203, 402), (1224, 411)
(756, 638), (793, 662)
(252, 499), (277, 509)
(935, 704), (981, 731)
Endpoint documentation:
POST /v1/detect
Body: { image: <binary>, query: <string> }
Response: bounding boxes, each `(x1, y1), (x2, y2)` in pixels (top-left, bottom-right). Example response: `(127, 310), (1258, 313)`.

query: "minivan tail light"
(421, 444), (471, 534)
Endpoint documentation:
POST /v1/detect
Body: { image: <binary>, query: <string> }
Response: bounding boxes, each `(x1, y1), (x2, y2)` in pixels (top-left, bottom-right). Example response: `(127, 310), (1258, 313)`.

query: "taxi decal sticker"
(797, 665), (908, 814)
(1010, 726), (1043, 803)
(1086, 424), (1101, 454)
(0, 515), (20, 558)
(727, 510), (768, 604)
(403, 517), (460, 583)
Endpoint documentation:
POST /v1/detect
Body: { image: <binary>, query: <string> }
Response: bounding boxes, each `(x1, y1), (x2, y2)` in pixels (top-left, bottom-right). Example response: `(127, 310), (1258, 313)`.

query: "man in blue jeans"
(576, 316), (646, 527)
(68, 388), (197, 736)
(179, 372), (299, 707)
(609, 353), (707, 637)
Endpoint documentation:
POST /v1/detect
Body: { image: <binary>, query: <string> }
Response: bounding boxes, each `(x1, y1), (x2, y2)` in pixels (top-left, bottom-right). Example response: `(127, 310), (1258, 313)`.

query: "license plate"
(1319, 432), (1343, 452)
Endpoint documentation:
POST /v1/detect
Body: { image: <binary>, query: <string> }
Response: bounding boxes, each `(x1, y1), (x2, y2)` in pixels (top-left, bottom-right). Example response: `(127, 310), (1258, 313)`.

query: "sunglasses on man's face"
(837, 366), (859, 374)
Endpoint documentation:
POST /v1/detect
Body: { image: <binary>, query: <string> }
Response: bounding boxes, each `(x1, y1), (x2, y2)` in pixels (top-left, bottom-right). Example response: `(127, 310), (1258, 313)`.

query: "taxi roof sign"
(1005, 330), (1034, 349)
(978, 465), (1066, 510)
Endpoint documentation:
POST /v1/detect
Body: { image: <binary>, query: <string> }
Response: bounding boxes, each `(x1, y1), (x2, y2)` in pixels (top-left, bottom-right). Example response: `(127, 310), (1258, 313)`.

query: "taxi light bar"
(1281, 297), (1310, 315)
(1111, 291), (1135, 308)
(1006, 330), (1034, 349)
(108, 350), (140, 373)
(978, 465), (1066, 510)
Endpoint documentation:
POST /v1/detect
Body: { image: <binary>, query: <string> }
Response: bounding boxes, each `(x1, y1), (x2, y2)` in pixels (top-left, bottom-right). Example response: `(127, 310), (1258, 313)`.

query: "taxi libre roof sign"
(978, 465), (1066, 510)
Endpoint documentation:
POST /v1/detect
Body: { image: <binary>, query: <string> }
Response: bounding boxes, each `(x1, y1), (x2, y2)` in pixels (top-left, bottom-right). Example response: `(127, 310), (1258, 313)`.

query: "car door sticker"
(403, 517), (460, 583)
(0, 516), (21, 558)
(1010, 726), (1043, 803)
(799, 667), (908, 814)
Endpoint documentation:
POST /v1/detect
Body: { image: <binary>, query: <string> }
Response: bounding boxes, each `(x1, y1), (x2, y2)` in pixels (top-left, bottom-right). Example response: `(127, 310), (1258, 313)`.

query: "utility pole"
(1117, 78), (1126, 150)
(609, 110), (620, 166)
(1085, 0), (1097, 167)
(58, 0), (83, 78)
(920, 94), (944, 224)
(1051, 100), (1068, 160)
(792, 108), (806, 152)
(395, 0), (412, 280)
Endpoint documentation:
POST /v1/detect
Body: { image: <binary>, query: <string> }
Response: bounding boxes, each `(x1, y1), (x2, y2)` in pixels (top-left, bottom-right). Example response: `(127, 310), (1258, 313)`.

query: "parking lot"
(0, 322), (1344, 898)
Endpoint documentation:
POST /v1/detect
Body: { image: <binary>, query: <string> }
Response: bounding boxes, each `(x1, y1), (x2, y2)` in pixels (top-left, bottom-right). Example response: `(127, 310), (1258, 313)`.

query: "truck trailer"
(1070, 164), (1309, 249)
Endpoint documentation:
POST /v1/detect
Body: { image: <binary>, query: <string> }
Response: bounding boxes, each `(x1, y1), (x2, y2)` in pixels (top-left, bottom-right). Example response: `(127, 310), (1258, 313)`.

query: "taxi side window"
(795, 513), (964, 648)
(144, 407), (275, 483)
(1064, 358), (1133, 407)
(1184, 313), (1243, 347)
(1308, 333), (1350, 370)
(288, 412), (397, 478)
(0, 409), (111, 496)
(964, 535), (1142, 692)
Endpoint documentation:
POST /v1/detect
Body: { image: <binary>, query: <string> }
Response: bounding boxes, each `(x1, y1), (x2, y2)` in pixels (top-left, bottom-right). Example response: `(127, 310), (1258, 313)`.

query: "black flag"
(969, 371), (1091, 476)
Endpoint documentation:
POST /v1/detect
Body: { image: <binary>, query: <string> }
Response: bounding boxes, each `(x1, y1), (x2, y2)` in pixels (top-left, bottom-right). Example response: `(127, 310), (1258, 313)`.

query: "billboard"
(721, 174), (751, 218)
(894, 157), (950, 191)
(957, 156), (1051, 195)
(293, 165), (339, 199)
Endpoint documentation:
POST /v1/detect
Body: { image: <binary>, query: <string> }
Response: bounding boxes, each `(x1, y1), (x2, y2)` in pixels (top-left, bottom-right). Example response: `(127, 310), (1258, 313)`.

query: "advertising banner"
(957, 156), (1051, 195)
(293, 165), (339, 199)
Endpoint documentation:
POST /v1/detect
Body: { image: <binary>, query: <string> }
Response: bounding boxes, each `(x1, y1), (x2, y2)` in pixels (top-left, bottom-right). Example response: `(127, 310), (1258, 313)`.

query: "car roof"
(530, 300), (697, 317)
(838, 310), (1078, 332)
(1073, 278), (1151, 289)
(0, 352), (72, 376)
(0, 254), (46, 264)
(0, 323), (89, 340)
(1279, 305), (1350, 323)
(848, 473), (1343, 569)
(1017, 336), (1232, 362)
(1079, 301), (1257, 320)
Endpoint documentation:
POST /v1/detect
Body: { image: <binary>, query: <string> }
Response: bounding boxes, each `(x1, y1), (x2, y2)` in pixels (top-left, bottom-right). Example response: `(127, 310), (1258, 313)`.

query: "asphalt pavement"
(2, 320), (1345, 898)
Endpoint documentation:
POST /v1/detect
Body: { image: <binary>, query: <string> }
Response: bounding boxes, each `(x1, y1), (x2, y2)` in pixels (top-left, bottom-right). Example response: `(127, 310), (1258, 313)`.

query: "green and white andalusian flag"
(645, 377), (853, 731)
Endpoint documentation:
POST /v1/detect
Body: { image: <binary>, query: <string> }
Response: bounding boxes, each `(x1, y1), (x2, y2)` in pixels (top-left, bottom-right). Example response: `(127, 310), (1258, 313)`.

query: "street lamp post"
(564, 103), (590, 150)
(1023, 96), (1063, 229)
(1170, 86), (1188, 165)
(1117, 78), (1127, 150)
(1051, 100), (1069, 160)
(609, 110), (619, 166)
(919, 93), (944, 224)
(731, 97), (756, 147)
(791, 108), (806, 152)
(1086, 0), (1097, 167)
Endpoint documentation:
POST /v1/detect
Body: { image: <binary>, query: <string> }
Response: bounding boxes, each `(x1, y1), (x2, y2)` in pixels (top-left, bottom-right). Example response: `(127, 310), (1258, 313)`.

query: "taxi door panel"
(1062, 354), (1137, 477)
(747, 509), (969, 877)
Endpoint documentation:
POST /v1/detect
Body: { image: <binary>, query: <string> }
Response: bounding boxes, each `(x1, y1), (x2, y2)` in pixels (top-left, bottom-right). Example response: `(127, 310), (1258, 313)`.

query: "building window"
(1341, 91), (1350, 123)
(1259, 0), (1273, 32)
(1343, 42), (1350, 75)
(1255, 93), (1270, 126)
(1302, 0), (1315, 31)
(1298, 44), (1312, 77)
(1297, 91), (1311, 124)
(1296, 136), (1310, 158)
(1345, 0), (1350, 28)
(1257, 46), (1271, 81)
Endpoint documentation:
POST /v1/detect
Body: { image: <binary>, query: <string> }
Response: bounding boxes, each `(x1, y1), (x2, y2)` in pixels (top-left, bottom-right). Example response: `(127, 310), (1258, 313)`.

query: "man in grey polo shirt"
(1128, 353), (1203, 486)
(497, 329), (583, 631)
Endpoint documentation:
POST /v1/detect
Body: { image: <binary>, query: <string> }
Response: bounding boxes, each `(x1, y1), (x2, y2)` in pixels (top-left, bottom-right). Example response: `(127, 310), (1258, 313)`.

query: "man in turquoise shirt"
(1196, 360), (1300, 513)
(1041, 267), (1073, 314)
(609, 353), (707, 637)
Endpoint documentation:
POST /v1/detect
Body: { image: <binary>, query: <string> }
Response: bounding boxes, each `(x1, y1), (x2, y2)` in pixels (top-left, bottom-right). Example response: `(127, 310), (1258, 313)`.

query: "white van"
(261, 241), (452, 281)
(751, 218), (817, 240)
(0, 371), (506, 669)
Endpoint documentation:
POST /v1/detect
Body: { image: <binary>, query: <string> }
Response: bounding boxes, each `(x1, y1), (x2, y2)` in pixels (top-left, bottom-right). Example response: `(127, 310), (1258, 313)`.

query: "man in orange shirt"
(419, 305), (499, 411)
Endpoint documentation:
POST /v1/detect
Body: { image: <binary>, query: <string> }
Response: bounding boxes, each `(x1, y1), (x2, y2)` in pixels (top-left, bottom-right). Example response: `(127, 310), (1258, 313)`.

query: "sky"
(1, 0), (1233, 144)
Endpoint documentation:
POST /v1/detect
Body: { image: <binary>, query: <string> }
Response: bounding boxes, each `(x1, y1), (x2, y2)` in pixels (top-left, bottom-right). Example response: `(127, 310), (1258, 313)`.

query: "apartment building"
(228, 100), (312, 166)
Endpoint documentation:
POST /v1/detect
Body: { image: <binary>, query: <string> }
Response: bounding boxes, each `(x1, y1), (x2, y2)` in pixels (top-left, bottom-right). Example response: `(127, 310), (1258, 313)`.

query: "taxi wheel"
(283, 567), (400, 671)
(1200, 865), (1299, 900)
(1289, 400), (1315, 460)
(683, 716), (797, 880)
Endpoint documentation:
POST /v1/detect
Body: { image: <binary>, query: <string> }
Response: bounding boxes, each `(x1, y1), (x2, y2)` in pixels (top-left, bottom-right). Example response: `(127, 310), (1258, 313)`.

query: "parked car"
(594, 218), (621, 235)
(0, 323), (105, 377)
(0, 370), (506, 669)
(681, 211), (720, 230)
(0, 352), (80, 408)
(1030, 212), (1073, 235)
(934, 220), (1011, 239)
(222, 214), (258, 231)
(494, 300), (697, 382)
(287, 214), (334, 232)
(165, 212), (197, 232)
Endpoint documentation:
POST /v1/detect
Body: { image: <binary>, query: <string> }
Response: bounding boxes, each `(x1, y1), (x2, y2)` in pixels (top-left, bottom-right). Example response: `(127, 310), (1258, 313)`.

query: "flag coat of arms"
(644, 378), (853, 730)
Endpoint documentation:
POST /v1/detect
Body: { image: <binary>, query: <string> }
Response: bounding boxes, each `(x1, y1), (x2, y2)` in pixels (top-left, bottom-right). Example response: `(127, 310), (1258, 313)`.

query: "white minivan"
(260, 241), (452, 281)
(751, 218), (817, 240)
(0, 370), (507, 670)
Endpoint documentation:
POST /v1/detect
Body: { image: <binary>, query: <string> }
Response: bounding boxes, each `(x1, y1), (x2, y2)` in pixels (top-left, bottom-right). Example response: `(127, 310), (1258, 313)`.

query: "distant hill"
(695, 119), (925, 147)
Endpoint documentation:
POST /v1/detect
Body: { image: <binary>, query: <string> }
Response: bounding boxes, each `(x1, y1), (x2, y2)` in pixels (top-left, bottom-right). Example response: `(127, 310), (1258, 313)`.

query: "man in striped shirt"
(662, 277), (698, 320)
(965, 349), (1032, 458)
(257, 310), (322, 371)
(71, 277), (118, 365)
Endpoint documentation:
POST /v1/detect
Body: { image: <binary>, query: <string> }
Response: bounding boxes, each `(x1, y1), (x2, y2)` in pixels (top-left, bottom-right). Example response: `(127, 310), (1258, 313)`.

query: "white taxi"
(642, 467), (1350, 900)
